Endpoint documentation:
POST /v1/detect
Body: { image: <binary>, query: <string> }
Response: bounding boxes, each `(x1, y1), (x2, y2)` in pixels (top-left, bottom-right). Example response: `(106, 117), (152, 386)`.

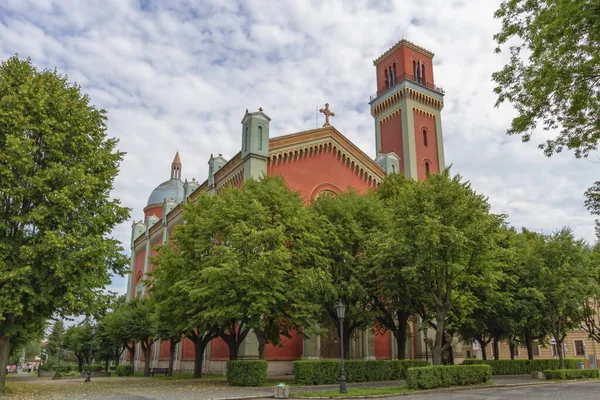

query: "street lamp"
(336, 299), (347, 394)
(84, 324), (96, 383)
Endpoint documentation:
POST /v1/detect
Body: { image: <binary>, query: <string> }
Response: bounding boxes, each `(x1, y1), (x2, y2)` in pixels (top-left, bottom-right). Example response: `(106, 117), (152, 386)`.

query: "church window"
(425, 161), (430, 175)
(258, 126), (263, 150)
(244, 126), (249, 151)
(421, 64), (426, 85)
(391, 163), (396, 174)
(423, 129), (428, 147)
(392, 63), (397, 84)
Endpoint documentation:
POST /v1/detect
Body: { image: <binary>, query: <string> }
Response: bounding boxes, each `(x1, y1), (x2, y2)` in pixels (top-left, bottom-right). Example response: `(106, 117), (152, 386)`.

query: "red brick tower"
(370, 40), (445, 181)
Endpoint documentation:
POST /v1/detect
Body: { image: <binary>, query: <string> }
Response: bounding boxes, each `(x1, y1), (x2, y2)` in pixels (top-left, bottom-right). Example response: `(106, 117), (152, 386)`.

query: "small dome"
(147, 178), (184, 206)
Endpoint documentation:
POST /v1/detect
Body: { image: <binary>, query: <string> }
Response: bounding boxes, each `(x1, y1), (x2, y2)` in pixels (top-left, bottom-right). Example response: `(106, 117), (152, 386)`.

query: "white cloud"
(1, 0), (597, 295)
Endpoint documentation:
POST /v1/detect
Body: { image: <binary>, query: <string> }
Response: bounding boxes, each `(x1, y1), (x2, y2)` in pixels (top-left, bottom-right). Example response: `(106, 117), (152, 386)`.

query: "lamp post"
(336, 299), (347, 394)
(85, 324), (96, 383)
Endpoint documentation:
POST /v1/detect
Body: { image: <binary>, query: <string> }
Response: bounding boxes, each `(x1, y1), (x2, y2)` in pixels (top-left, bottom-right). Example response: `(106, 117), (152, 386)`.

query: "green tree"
(156, 176), (325, 364)
(457, 228), (517, 360)
(0, 56), (129, 392)
(365, 175), (423, 360)
(123, 298), (156, 377)
(379, 169), (505, 365)
(538, 228), (594, 369)
(44, 321), (65, 360)
(511, 229), (550, 359)
(102, 306), (136, 369)
(493, 0), (600, 158)
(63, 322), (93, 372)
(151, 245), (219, 378)
(310, 190), (385, 358)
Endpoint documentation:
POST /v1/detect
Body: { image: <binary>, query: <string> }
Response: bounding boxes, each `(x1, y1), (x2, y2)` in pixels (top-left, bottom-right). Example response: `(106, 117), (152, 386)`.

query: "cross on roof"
(319, 103), (335, 127)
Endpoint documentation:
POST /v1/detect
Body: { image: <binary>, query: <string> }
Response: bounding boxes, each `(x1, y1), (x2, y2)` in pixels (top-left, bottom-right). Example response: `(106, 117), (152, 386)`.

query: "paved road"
(394, 381), (600, 399)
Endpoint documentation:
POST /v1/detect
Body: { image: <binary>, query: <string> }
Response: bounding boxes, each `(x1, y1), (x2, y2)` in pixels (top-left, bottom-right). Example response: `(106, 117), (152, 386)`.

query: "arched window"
(421, 64), (426, 85)
(244, 127), (249, 151)
(413, 60), (417, 80)
(258, 126), (263, 150)
(392, 63), (397, 85)
(391, 163), (397, 174)
(423, 129), (428, 147)
(425, 161), (430, 176)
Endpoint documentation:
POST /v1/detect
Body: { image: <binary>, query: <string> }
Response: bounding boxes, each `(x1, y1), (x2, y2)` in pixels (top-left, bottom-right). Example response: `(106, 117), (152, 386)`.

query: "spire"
(171, 151), (182, 179)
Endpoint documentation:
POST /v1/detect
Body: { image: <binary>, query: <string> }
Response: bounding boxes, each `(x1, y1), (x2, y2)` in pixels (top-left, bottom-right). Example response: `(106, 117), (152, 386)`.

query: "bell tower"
(370, 40), (445, 180)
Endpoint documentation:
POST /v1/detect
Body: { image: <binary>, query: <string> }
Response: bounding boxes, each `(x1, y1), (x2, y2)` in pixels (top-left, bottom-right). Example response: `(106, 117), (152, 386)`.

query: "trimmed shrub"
(544, 369), (599, 380)
(293, 360), (430, 385)
(406, 365), (492, 390)
(116, 364), (134, 377)
(39, 360), (78, 373)
(463, 359), (583, 375)
(226, 360), (267, 387)
(108, 366), (117, 371)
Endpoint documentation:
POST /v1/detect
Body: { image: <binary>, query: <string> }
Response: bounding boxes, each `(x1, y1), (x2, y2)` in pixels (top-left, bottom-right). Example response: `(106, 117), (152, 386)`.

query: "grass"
(295, 385), (413, 398)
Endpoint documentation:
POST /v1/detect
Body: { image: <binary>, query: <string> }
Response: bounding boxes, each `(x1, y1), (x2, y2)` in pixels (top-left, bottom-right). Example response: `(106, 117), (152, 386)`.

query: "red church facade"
(126, 40), (450, 373)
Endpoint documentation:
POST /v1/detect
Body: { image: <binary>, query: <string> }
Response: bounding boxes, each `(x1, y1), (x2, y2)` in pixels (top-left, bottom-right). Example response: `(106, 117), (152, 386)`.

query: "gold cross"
(319, 103), (335, 127)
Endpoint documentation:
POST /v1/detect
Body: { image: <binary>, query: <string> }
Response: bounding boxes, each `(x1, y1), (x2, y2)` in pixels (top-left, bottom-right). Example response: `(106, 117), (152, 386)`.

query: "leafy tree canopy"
(493, 0), (600, 157)
(0, 56), (129, 392)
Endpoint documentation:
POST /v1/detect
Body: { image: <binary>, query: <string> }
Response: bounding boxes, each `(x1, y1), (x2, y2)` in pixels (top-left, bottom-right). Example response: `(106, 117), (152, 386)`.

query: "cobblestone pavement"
(390, 381), (600, 400)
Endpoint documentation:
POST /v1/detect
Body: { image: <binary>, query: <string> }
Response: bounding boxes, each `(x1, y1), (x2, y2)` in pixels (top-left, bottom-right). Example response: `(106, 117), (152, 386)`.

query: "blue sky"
(1, 0), (597, 295)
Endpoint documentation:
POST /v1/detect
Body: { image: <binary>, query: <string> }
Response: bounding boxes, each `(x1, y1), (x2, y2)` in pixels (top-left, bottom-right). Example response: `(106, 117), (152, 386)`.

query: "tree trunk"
(432, 313), (446, 366)
(478, 339), (487, 360)
(493, 337), (500, 360)
(0, 335), (10, 394)
(257, 337), (266, 360)
(168, 339), (177, 377)
(77, 356), (84, 372)
(143, 344), (151, 377)
(127, 344), (135, 368)
(525, 334), (534, 360)
(104, 359), (109, 373)
(509, 342), (516, 360)
(557, 338), (565, 369)
(193, 340), (208, 379)
(393, 329), (407, 360)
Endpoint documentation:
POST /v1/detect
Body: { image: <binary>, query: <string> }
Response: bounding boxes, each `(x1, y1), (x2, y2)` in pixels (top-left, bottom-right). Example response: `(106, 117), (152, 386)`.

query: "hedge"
(293, 360), (430, 385)
(226, 360), (267, 387)
(406, 365), (492, 390)
(544, 369), (599, 380)
(462, 359), (583, 375)
(116, 364), (134, 376)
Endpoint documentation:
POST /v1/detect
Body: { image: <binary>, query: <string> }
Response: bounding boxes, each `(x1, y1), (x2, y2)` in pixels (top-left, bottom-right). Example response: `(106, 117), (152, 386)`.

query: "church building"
(126, 39), (455, 373)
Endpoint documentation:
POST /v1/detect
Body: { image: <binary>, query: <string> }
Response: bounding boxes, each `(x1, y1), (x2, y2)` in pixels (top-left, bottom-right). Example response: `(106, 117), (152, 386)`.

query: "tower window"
(423, 129), (428, 147)
(425, 161), (430, 176)
(421, 64), (426, 85)
(244, 127), (249, 151)
(258, 126), (263, 150)
(392, 63), (397, 85)
(413, 60), (417, 81)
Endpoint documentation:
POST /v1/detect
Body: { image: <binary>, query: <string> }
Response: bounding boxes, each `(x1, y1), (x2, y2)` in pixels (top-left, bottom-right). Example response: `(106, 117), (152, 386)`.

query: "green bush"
(54, 371), (81, 378)
(292, 360), (430, 385)
(226, 360), (267, 387)
(39, 360), (79, 373)
(406, 365), (492, 390)
(108, 366), (117, 371)
(544, 369), (599, 380)
(116, 364), (134, 377)
(463, 359), (583, 375)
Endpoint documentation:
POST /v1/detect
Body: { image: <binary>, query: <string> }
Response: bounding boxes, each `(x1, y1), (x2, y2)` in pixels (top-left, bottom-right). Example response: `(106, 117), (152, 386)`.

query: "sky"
(1, 0), (597, 296)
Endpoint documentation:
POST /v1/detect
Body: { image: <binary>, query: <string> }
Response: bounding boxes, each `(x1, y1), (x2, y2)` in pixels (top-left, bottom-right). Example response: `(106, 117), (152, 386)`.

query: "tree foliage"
(0, 56), (129, 392)
(377, 169), (506, 365)
(493, 0), (600, 158)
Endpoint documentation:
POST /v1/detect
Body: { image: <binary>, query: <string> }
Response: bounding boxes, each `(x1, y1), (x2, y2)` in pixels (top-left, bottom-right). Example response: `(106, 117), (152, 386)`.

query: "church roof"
(147, 178), (185, 206)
